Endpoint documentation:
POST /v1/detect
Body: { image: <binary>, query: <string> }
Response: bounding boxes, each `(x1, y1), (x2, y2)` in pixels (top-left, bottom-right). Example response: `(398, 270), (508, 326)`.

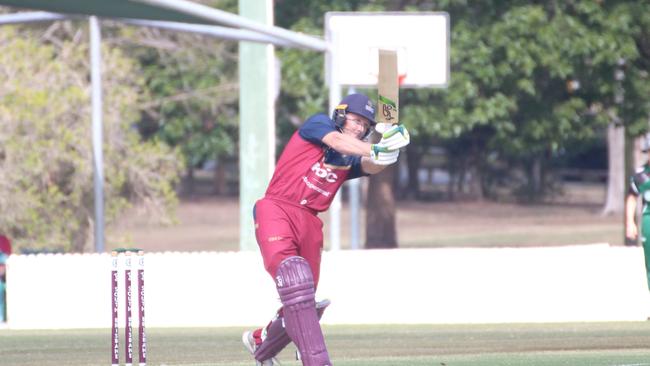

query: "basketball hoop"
(398, 74), (407, 86)
(326, 12), (449, 88)
(369, 73), (408, 87)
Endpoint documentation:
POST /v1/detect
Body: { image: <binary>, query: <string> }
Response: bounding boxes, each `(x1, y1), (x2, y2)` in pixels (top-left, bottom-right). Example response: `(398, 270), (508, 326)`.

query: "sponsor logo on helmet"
(365, 101), (375, 114)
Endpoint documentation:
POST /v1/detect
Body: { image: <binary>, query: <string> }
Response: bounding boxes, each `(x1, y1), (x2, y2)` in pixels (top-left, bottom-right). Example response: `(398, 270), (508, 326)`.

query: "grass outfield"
(2, 323), (650, 366)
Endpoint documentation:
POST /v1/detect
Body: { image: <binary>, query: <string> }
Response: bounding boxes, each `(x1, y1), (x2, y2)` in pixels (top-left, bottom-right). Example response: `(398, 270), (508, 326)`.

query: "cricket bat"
(376, 49), (399, 133)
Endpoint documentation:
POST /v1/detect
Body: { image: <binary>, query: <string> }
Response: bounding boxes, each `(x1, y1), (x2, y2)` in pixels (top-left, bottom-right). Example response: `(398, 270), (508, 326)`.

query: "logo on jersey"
(302, 177), (330, 197)
(311, 162), (338, 183)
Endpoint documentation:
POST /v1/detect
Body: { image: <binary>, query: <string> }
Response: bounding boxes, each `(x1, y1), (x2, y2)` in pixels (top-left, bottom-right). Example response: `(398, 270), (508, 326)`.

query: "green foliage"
(275, 0), (374, 145)
(111, 0), (240, 171)
(276, 0), (650, 201)
(0, 26), (183, 252)
(398, 1), (650, 200)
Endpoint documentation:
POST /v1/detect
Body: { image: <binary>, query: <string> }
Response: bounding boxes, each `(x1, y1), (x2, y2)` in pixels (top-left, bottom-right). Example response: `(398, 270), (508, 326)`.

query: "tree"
(366, 142), (398, 248)
(601, 2), (650, 215)
(400, 1), (650, 204)
(112, 15), (239, 195)
(0, 26), (183, 253)
(274, 1), (650, 245)
(603, 123), (626, 214)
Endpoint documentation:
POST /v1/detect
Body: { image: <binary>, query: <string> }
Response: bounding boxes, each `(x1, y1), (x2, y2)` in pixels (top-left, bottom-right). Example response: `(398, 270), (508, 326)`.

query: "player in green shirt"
(625, 134), (650, 291)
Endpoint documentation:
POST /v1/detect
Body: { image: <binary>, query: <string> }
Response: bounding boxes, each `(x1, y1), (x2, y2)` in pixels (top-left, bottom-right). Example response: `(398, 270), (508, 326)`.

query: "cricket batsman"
(625, 133), (650, 294)
(242, 93), (410, 365)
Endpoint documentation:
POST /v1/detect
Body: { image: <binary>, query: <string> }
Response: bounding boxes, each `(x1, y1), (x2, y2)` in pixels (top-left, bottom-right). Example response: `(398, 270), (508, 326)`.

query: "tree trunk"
(466, 164), (484, 201)
(602, 123), (626, 215)
(213, 156), (227, 195)
(446, 155), (459, 200)
(448, 159), (465, 200)
(532, 157), (542, 196)
(521, 156), (543, 202)
(405, 144), (422, 200)
(465, 148), (484, 201)
(181, 166), (195, 196)
(365, 164), (397, 248)
(72, 219), (89, 253)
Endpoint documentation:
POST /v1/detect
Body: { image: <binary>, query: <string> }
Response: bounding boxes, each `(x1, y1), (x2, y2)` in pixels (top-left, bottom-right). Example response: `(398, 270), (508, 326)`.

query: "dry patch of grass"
(107, 182), (623, 252)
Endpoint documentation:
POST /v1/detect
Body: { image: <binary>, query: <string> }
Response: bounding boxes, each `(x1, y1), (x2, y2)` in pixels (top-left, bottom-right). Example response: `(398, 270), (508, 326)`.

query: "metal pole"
(346, 89), (361, 249)
(348, 178), (361, 250)
(328, 51), (342, 251)
(118, 18), (295, 48)
(134, 0), (327, 51)
(0, 12), (307, 50)
(238, 0), (275, 251)
(0, 11), (69, 25)
(89, 16), (105, 253)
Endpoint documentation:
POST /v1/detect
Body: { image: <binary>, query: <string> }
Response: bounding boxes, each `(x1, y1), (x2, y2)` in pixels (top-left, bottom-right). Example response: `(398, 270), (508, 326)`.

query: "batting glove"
(370, 144), (400, 165)
(377, 124), (410, 150)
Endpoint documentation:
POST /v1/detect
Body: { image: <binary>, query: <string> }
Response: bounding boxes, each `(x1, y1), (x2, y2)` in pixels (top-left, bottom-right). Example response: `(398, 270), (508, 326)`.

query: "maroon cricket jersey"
(264, 113), (366, 213)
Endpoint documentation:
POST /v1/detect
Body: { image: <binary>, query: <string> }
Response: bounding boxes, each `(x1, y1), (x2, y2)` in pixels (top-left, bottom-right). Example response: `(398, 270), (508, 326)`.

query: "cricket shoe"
(242, 330), (281, 366)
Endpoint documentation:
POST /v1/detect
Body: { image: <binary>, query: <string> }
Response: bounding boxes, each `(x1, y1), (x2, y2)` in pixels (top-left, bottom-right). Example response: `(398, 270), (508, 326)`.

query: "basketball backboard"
(325, 12), (449, 88)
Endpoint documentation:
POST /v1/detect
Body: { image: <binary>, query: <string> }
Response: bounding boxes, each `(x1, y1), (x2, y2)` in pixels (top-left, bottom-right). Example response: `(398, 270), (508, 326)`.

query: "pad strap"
(254, 310), (290, 361)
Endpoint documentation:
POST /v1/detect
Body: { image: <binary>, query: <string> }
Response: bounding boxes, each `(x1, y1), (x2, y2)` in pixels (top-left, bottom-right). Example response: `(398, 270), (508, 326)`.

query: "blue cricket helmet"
(331, 93), (376, 138)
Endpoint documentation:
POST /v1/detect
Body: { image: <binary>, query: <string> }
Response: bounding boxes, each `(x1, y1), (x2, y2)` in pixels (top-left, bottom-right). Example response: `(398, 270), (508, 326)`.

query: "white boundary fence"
(5, 244), (650, 329)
